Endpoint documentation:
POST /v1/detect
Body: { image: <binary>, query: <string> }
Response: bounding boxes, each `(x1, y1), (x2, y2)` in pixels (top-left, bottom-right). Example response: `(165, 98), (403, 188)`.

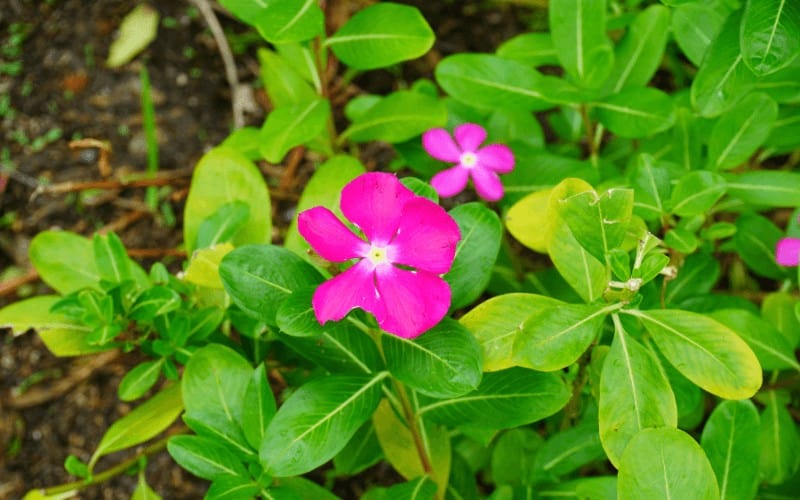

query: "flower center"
(365, 245), (390, 266)
(460, 151), (478, 168)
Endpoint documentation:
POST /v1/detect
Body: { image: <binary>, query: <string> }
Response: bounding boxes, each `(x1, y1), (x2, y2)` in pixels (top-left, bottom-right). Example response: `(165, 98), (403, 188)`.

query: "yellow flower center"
(366, 245), (389, 266)
(460, 152), (478, 168)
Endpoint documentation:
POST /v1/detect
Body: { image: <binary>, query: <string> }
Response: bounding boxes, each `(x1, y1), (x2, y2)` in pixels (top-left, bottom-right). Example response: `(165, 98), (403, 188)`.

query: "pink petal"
(454, 123), (487, 152)
(431, 166), (469, 198)
(776, 238), (800, 266)
(298, 207), (369, 262)
(476, 144), (515, 173)
(340, 172), (415, 245)
(312, 260), (386, 325)
(391, 198), (461, 274)
(471, 168), (504, 202)
(374, 267), (451, 338)
(422, 128), (462, 162)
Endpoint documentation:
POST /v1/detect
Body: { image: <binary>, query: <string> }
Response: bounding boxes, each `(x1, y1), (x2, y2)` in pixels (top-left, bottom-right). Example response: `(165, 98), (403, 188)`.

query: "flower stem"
(394, 381), (434, 475)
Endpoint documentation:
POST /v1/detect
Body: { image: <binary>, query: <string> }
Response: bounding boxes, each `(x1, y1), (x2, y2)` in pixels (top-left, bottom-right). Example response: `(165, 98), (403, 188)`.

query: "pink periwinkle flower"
(776, 238), (800, 266)
(423, 123), (515, 202)
(298, 172), (461, 339)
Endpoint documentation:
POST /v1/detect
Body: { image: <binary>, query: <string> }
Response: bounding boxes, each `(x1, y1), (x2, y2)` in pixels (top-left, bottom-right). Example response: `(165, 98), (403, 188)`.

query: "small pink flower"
(298, 172), (461, 339)
(423, 123), (515, 202)
(776, 238), (800, 266)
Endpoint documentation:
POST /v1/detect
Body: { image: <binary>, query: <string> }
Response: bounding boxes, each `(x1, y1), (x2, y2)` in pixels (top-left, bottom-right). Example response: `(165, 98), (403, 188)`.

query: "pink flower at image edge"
(776, 237), (800, 266)
(297, 172), (461, 339)
(423, 123), (515, 202)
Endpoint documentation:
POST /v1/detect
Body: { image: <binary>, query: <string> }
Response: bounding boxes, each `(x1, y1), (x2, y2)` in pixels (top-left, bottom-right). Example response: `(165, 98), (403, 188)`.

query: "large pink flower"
(298, 172), (461, 339)
(776, 237), (800, 266)
(423, 123), (515, 202)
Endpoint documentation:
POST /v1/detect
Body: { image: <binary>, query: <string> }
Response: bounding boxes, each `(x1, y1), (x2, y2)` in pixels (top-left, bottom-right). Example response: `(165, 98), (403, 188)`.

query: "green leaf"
(725, 171), (800, 207)
(496, 32), (558, 67)
(731, 212), (788, 280)
(603, 4), (670, 94)
(333, 421), (383, 476)
(206, 475), (259, 500)
(548, 218), (607, 303)
(757, 64), (800, 103)
(252, 0), (323, 43)
(106, 4), (158, 67)
(664, 252), (720, 305)
(341, 91), (446, 143)
(760, 391), (800, 484)
(669, 170), (726, 217)
(260, 98), (330, 163)
(167, 435), (248, 481)
(260, 373), (387, 476)
(218, 0), (267, 23)
(93, 232), (133, 285)
(670, 107), (703, 170)
(417, 368), (569, 430)
(183, 147), (271, 253)
(196, 201), (250, 249)
(534, 424), (605, 478)
(538, 477), (617, 500)
(183, 243), (234, 289)
(513, 303), (615, 372)
(629, 156), (672, 221)
(505, 188), (555, 253)
(326, 2), (434, 70)
(182, 413), (255, 463)
(599, 324), (677, 468)
(707, 92), (778, 170)
(691, 12), (758, 117)
(275, 286), (328, 337)
(626, 309), (762, 399)
(617, 428), (719, 500)
(257, 48), (317, 107)
(220, 244), (323, 324)
(118, 359), (164, 401)
(29, 231), (100, 294)
(490, 429), (544, 486)
(129, 286), (181, 321)
(762, 291), (800, 347)
(241, 363), (277, 450)
(382, 319), (482, 399)
(435, 54), (552, 111)
(671, 3), (726, 66)
(283, 155), (365, 258)
(459, 293), (562, 372)
(595, 87), (675, 138)
(132, 471), (161, 500)
(558, 187), (634, 264)
(549, 0), (614, 88)
(182, 344), (252, 439)
(270, 477), (342, 500)
(278, 322), (383, 375)
(741, 0), (800, 76)
(700, 400), (761, 500)
(711, 309), (800, 372)
(89, 383), (183, 470)
(445, 203), (502, 309)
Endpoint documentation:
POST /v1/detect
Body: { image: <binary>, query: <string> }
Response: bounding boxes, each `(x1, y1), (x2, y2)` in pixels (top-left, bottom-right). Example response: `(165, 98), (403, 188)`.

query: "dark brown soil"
(0, 1), (531, 498)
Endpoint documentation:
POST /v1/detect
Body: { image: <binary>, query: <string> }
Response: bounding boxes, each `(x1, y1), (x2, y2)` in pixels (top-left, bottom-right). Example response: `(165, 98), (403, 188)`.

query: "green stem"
(139, 65), (159, 211)
(394, 381), (434, 476)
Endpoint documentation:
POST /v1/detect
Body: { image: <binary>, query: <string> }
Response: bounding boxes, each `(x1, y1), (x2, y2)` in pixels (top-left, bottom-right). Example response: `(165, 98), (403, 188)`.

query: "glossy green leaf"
(707, 92), (778, 169)
(106, 4), (158, 67)
(260, 372), (387, 476)
(741, 0), (800, 76)
(257, 48), (316, 107)
(549, 0), (614, 88)
(131, 472), (160, 500)
(496, 32), (558, 67)
(118, 359), (164, 401)
(275, 42), (321, 92)
(326, 3), (434, 70)
(513, 303), (616, 372)
(283, 155), (365, 258)
(665, 229), (698, 255)
(417, 368), (569, 430)
(618, 428), (719, 500)
(711, 309), (800, 372)
(760, 391), (800, 484)
(535, 424), (605, 479)
(93, 232), (133, 285)
(502, 147), (598, 206)
(491, 428), (544, 486)
(604, 4), (670, 93)
(270, 477), (341, 500)
(29, 231), (100, 294)
(218, 0), (266, 24)
(376, 477), (438, 500)
(275, 286), (327, 337)
(599, 325), (677, 467)
(762, 291), (800, 347)
(129, 286), (181, 321)
(671, 3), (726, 66)
(184, 147), (271, 253)
(167, 435), (248, 481)
(505, 188), (555, 253)
(260, 98), (330, 163)
(342, 91), (446, 143)
(241, 363), (276, 450)
(700, 400), (760, 500)
(196, 201), (250, 249)
(757, 64), (800, 103)
(595, 87), (675, 138)
(435, 54), (552, 111)
(691, 12), (758, 117)
(669, 170), (726, 217)
(220, 244), (323, 324)
(182, 413), (254, 463)
(725, 171), (800, 207)
(558, 187), (634, 264)
(278, 322), (383, 375)
(670, 107), (703, 170)
(445, 203), (502, 309)
(665, 252), (720, 305)
(538, 477), (617, 500)
(89, 383), (183, 469)
(382, 319), (482, 399)
(459, 293), (561, 372)
(548, 217), (607, 304)
(206, 475), (259, 500)
(626, 309), (762, 399)
(183, 243), (233, 290)
(765, 106), (800, 150)
(333, 421), (383, 476)
(629, 156), (672, 221)
(731, 212), (788, 280)
(252, 0), (323, 43)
